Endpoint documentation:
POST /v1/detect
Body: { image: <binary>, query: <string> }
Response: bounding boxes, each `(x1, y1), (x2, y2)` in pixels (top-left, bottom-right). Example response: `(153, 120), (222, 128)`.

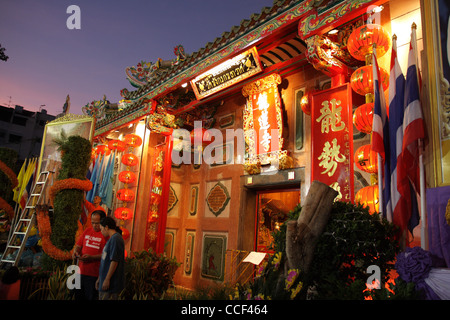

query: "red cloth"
(76, 227), (107, 277)
(0, 281), (20, 300)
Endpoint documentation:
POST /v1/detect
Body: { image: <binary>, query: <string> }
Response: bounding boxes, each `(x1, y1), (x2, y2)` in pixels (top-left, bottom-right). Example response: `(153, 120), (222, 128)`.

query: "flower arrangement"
(0, 151), (18, 221)
(233, 251), (303, 300)
(49, 178), (92, 206)
(0, 197), (14, 220)
(39, 135), (92, 270)
(37, 204), (83, 260)
(0, 159), (18, 189)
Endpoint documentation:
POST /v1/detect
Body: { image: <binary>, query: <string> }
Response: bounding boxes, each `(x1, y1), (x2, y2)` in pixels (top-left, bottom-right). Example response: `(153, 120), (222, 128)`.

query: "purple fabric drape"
(426, 186), (450, 267)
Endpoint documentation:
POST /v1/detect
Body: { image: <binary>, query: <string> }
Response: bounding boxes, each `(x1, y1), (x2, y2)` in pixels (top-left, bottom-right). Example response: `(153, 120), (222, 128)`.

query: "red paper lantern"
(354, 144), (378, 173)
(353, 103), (374, 134)
(120, 227), (130, 240)
(350, 65), (389, 96)
(117, 188), (135, 202)
(355, 185), (379, 214)
(121, 153), (139, 167)
(108, 139), (126, 152)
(124, 134), (142, 148)
(95, 145), (111, 156)
(118, 171), (136, 184)
(114, 207), (133, 220)
(347, 24), (391, 61)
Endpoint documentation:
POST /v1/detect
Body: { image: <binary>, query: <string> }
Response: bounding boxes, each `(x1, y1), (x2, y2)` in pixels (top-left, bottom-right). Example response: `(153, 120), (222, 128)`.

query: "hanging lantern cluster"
(348, 19), (391, 215)
(348, 23), (391, 134)
(94, 144), (111, 156)
(114, 133), (142, 227)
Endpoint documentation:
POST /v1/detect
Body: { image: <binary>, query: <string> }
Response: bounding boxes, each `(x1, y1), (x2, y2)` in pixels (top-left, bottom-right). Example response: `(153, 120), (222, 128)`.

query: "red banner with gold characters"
(311, 83), (354, 202)
(242, 73), (283, 165)
(249, 86), (281, 155)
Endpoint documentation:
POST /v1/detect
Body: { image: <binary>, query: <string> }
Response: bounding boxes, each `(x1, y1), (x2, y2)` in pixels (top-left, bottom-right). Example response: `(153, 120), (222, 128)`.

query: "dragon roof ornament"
(125, 45), (187, 88)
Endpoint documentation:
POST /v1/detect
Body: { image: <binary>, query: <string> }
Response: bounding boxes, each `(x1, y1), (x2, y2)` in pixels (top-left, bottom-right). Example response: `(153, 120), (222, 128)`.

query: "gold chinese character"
(318, 138), (346, 176)
(329, 182), (342, 201)
(316, 98), (345, 133)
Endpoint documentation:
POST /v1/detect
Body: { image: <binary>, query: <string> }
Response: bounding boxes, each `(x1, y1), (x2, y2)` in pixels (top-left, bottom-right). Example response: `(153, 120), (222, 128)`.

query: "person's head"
(99, 216), (122, 237)
(91, 210), (106, 232)
(93, 196), (102, 206)
(1, 266), (19, 284)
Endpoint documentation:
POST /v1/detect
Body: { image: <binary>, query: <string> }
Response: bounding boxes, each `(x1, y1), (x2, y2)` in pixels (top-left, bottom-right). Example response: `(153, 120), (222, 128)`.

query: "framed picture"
(201, 232), (227, 281)
(423, 0), (450, 186)
(37, 114), (94, 175)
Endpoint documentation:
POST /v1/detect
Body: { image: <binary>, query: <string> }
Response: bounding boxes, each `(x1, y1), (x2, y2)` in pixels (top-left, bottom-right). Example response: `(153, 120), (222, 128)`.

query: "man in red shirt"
(83, 195), (106, 227)
(72, 210), (107, 300)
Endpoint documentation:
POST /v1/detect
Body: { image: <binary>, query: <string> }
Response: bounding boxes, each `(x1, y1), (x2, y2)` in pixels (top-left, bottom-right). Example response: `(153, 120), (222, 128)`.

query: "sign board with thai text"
(191, 47), (263, 100)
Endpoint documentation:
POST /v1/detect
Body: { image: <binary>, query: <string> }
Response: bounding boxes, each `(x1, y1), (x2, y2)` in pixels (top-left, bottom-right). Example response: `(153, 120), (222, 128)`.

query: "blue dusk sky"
(0, 0), (274, 116)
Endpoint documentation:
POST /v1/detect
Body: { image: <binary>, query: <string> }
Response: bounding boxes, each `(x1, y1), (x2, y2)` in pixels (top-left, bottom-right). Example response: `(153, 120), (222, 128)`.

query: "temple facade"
(84, 0), (450, 290)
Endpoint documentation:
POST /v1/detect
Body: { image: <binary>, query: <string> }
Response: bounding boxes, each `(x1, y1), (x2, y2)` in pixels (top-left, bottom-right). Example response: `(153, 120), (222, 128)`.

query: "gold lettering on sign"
(256, 91), (271, 152)
(316, 98), (345, 133)
(318, 138), (346, 177)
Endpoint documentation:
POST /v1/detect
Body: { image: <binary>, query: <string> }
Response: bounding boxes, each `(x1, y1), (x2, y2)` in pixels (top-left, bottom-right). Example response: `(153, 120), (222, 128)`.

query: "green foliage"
(121, 249), (180, 300)
(369, 277), (420, 300)
(56, 135), (92, 180)
(29, 267), (73, 300)
(42, 135), (92, 271)
(233, 252), (303, 300)
(306, 201), (400, 299)
(259, 201), (402, 300)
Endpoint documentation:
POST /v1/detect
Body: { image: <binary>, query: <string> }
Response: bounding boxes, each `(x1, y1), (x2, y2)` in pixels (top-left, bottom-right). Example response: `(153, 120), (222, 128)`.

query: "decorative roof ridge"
(121, 0), (296, 101)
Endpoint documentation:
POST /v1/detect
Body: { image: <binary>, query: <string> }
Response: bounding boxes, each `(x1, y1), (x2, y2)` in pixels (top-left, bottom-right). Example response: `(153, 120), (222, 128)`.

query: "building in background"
(0, 105), (55, 168)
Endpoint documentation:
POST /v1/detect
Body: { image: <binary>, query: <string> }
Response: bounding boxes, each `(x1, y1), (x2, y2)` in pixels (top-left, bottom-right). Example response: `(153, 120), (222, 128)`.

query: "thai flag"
(371, 50), (391, 220)
(401, 29), (425, 232)
(388, 37), (416, 235)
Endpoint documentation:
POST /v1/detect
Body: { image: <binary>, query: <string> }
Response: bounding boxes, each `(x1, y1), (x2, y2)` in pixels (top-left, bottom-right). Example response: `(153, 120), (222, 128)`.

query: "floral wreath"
(37, 178), (92, 261)
(49, 178), (93, 206)
(36, 205), (83, 261)
(0, 159), (18, 220)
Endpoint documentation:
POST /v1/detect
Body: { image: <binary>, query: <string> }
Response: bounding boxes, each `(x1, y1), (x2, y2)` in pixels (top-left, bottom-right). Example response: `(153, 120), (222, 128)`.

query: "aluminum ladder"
(1, 171), (51, 267)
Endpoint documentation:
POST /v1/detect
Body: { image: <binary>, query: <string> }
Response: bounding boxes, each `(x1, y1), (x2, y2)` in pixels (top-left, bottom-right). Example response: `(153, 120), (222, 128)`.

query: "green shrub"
(121, 249), (180, 300)
(239, 201), (402, 300)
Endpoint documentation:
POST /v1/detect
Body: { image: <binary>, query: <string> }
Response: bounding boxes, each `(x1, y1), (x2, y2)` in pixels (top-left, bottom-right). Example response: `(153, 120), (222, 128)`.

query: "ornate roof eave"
(94, 0), (383, 136)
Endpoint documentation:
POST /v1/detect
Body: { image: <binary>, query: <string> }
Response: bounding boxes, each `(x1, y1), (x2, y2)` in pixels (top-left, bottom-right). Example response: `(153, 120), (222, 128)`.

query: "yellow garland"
(0, 159), (18, 189)
(36, 205), (83, 261)
(49, 178), (92, 206)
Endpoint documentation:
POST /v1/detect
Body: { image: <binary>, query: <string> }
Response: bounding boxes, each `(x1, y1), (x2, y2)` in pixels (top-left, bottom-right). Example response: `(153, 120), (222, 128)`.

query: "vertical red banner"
(250, 87), (281, 155)
(144, 134), (173, 253)
(311, 83), (354, 202)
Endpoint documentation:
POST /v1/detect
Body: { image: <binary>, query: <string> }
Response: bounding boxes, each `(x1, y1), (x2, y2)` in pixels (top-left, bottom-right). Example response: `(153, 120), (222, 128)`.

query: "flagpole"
(411, 22), (427, 249)
(372, 42), (384, 219)
(419, 141), (426, 248)
(377, 154), (384, 218)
